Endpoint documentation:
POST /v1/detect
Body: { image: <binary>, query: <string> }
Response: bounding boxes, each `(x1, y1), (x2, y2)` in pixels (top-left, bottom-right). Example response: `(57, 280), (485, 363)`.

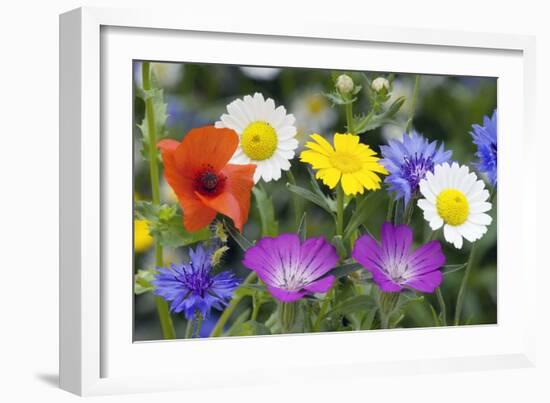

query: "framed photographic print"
(59, 6), (537, 396)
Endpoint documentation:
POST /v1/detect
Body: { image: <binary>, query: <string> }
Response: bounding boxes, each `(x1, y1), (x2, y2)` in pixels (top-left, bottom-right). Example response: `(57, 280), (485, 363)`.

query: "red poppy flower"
(158, 126), (256, 233)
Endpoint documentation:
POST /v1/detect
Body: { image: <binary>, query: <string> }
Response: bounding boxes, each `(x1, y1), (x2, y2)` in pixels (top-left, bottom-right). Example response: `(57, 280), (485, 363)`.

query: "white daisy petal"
(469, 201), (492, 214)
(419, 179), (436, 203)
(444, 224), (463, 249)
(429, 216), (444, 230)
(278, 138), (299, 151)
(468, 213), (493, 226)
(218, 93), (298, 183)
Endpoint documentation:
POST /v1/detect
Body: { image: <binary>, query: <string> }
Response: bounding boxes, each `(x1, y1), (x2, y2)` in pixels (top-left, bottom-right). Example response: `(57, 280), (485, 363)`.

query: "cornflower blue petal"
(380, 131), (452, 206)
(470, 110), (497, 187)
(152, 244), (240, 320)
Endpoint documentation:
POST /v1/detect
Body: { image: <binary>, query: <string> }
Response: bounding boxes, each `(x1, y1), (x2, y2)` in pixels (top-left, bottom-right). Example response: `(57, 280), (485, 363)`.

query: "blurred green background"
(133, 62), (497, 341)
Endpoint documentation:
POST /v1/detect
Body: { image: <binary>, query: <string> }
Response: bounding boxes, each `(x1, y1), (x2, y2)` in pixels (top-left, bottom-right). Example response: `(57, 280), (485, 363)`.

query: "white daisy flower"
(417, 162), (493, 249)
(292, 88), (337, 136)
(215, 93), (298, 183)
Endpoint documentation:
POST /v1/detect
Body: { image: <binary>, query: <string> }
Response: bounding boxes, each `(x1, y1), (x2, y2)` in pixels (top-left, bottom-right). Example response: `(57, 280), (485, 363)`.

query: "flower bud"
(372, 77), (390, 93)
(335, 74), (354, 95)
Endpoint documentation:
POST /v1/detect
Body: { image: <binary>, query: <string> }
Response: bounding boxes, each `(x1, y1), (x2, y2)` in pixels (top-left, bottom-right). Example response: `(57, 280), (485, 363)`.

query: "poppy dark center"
(194, 165), (226, 196)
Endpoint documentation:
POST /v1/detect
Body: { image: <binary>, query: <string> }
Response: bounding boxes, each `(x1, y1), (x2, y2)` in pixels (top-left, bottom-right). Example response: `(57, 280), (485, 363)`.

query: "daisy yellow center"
(329, 151), (362, 173)
(307, 95), (326, 114)
(436, 189), (469, 226)
(241, 121), (278, 161)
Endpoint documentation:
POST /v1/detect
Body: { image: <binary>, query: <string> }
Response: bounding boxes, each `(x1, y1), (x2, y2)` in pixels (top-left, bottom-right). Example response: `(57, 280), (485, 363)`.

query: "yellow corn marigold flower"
(300, 133), (388, 196)
(134, 219), (154, 253)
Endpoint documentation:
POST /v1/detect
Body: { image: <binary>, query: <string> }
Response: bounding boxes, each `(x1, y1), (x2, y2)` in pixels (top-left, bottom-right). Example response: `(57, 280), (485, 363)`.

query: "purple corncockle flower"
(380, 131), (452, 206)
(242, 233), (339, 302)
(152, 244), (239, 320)
(352, 222), (445, 293)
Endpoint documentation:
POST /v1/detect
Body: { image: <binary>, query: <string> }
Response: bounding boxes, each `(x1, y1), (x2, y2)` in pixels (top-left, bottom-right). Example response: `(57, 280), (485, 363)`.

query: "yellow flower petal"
(134, 219), (154, 253)
(309, 133), (334, 154)
(334, 133), (359, 153)
(299, 150), (332, 169)
(316, 167), (341, 189)
(341, 173), (364, 195)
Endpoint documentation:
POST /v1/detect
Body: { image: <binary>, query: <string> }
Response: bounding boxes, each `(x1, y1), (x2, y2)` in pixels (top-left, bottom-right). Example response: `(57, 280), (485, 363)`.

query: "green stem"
(435, 288), (447, 326)
(279, 302), (297, 333)
(313, 288), (334, 332)
(379, 292), (399, 329)
(336, 185), (344, 237)
(193, 313), (203, 338)
(142, 61), (176, 340)
(185, 317), (194, 339)
(386, 197), (395, 222)
(405, 75), (421, 133)
(251, 293), (261, 321)
(345, 102), (354, 134)
(454, 243), (477, 326)
(210, 271), (258, 337)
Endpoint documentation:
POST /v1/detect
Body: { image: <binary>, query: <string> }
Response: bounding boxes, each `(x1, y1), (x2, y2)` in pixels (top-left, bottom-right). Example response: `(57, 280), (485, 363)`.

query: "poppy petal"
(175, 126), (239, 173)
(180, 196), (217, 232)
(195, 163), (255, 231)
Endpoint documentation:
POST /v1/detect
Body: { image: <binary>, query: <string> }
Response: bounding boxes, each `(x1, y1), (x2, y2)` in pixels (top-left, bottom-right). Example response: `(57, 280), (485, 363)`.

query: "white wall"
(0, 0), (548, 401)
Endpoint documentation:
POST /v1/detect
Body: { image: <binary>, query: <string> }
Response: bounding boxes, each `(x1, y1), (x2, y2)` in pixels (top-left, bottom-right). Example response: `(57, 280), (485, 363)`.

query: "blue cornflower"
(152, 245), (239, 320)
(471, 110), (497, 187)
(380, 131), (452, 206)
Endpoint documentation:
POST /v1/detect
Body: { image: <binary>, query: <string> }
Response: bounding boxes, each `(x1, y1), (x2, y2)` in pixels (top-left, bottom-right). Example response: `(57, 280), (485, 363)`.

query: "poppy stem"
(142, 61), (176, 339)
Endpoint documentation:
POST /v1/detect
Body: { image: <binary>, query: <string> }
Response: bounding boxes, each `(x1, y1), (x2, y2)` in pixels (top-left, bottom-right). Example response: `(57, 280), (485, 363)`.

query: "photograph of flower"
(133, 61), (497, 340)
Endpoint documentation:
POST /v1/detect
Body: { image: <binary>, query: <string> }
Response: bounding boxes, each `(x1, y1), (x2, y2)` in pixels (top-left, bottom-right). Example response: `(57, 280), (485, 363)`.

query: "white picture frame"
(59, 6), (537, 396)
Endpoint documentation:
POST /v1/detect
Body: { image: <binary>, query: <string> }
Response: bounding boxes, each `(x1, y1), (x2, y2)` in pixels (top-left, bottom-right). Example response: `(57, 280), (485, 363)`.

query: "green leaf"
(286, 183), (334, 216)
(252, 187), (279, 237)
(323, 295), (377, 320)
(428, 302), (442, 326)
(228, 320), (272, 336)
(324, 262), (363, 280)
(134, 269), (155, 295)
(354, 96), (405, 134)
(134, 201), (209, 248)
(224, 309), (251, 336)
(443, 263), (468, 275)
(323, 91), (356, 105)
(223, 218), (253, 251)
(331, 235), (347, 260)
(297, 212), (307, 241)
(343, 190), (385, 241)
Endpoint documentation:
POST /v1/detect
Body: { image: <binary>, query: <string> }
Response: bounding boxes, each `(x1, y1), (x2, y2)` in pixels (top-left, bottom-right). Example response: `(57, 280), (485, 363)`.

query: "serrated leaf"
(134, 269), (155, 295)
(134, 201), (210, 248)
(323, 91), (356, 105)
(354, 96), (405, 134)
(252, 187), (279, 237)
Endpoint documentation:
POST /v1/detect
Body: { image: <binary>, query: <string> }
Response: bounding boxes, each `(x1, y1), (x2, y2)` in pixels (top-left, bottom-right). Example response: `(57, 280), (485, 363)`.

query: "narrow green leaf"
(323, 295), (377, 320)
(287, 183), (334, 216)
(224, 309), (251, 336)
(428, 302), (441, 326)
(442, 263), (468, 275)
(297, 212), (307, 241)
(134, 269), (155, 295)
(343, 190), (385, 241)
(223, 218), (253, 251)
(252, 187), (279, 237)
